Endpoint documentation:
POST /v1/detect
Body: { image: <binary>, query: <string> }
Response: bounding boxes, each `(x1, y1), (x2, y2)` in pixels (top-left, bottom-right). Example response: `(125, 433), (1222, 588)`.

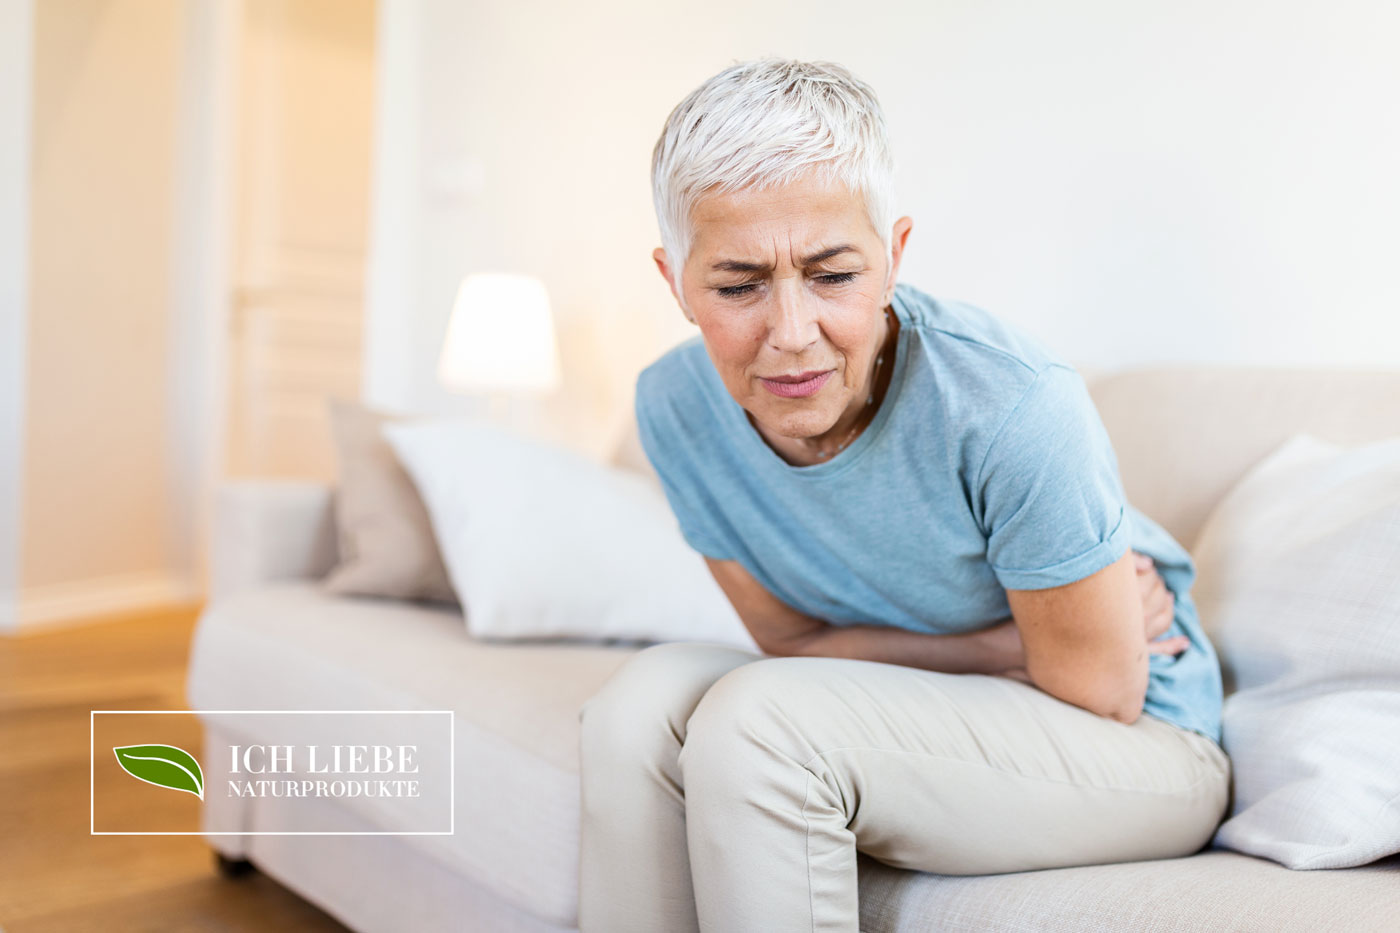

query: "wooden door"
(224, 0), (375, 479)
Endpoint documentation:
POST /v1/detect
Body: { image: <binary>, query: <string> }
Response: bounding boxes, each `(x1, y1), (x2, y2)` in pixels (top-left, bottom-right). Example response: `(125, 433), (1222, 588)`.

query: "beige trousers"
(577, 641), (1231, 933)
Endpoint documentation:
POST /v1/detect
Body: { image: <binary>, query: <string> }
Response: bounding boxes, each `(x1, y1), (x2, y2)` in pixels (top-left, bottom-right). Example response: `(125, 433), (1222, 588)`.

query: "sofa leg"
(214, 851), (256, 879)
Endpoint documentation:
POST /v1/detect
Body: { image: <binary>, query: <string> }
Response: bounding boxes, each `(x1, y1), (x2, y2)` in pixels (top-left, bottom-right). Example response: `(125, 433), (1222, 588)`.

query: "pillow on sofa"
(321, 399), (458, 605)
(381, 417), (760, 650)
(1193, 432), (1400, 869)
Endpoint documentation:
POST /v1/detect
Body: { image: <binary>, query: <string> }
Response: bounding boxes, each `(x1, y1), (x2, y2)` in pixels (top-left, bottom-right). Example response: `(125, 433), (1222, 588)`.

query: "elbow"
(1107, 694), (1146, 725)
(1032, 652), (1148, 725)
(749, 629), (802, 658)
(760, 625), (828, 659)
(1081, 686), (1145, 726)
(1099, 653), (1150, 725)
(762, 631), (815, 658)
(755, 637), (793, 658)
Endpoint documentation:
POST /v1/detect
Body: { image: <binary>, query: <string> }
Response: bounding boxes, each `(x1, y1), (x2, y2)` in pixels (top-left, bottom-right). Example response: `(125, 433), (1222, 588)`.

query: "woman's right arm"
(703, 556), (1016, 674)
(702, 553), (1188, 676)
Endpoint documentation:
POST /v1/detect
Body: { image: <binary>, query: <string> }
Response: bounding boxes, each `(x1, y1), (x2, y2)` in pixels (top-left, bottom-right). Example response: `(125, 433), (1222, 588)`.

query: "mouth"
(759, 370), (834, 399)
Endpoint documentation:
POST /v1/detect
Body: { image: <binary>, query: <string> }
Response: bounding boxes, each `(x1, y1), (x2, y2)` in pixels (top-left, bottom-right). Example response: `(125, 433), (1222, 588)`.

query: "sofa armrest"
(209, 480), (338, 601)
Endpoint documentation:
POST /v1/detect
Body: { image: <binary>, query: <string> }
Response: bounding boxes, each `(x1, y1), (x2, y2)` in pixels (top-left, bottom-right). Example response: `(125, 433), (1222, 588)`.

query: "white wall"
(0, 0), (35, 632)
(18, 0), (194, 624)
(368, 0), (1400, 455)
(363, 0), (421, 414)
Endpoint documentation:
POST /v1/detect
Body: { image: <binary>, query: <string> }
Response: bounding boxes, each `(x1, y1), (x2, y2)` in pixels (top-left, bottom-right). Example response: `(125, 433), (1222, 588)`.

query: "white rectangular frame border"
(91, 710), (455, 836)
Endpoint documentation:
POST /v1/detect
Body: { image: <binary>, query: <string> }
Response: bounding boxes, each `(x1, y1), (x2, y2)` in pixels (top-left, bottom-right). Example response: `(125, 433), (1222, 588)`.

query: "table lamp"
(437, 273), (562, 420)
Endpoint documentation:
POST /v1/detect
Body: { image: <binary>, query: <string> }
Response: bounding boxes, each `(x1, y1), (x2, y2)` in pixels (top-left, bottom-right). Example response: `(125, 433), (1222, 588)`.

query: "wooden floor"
(0, 604), (349, 932)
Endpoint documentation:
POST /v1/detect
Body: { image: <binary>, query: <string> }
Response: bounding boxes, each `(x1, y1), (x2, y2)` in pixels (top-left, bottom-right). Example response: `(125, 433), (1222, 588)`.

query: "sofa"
(186, 364), (1400, 933)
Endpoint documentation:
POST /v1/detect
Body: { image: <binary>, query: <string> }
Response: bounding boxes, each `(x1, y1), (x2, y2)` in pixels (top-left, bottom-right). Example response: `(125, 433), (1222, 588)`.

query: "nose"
(765, 276), (819, 355)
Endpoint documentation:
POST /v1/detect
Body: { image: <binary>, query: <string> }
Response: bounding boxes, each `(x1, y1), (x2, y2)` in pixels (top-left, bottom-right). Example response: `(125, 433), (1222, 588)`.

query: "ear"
(882, 216), (914, 301)
(653, 247), (693, 322)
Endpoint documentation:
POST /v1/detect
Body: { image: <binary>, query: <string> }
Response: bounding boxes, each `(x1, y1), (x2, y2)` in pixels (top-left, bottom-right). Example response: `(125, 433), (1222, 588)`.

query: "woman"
(579, 58), (1229, 933)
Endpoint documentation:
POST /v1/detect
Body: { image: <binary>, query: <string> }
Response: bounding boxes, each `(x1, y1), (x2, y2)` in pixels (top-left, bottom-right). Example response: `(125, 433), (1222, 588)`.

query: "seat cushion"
(186, 581), (639, 929)
(857, 848), (1400, 932)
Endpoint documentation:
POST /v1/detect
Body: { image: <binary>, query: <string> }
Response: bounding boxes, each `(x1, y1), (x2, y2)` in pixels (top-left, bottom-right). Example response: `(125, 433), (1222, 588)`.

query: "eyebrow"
(709, 244), (859, 273)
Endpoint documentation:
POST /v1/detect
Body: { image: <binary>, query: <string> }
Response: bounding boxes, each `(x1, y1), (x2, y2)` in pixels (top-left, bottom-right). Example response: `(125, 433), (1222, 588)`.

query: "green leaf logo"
(112, 744), (204, 800)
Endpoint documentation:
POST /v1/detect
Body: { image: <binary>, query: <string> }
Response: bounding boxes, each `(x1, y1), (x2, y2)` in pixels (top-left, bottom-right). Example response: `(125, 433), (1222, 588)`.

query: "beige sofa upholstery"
(187, 365), (1400, 933)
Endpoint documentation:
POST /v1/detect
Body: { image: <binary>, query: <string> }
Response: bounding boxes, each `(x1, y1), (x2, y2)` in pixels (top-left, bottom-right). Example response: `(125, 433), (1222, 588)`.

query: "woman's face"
(653, 172), (913, 455)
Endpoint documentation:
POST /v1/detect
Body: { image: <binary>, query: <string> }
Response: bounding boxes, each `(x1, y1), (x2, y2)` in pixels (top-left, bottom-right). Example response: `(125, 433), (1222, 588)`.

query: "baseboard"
(14, 571), (201, 632)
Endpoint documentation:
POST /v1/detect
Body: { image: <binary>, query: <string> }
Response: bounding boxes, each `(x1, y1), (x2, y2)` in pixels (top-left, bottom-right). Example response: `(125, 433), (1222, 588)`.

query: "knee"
(579, 642), (757, 757)
(678, 657), (814, 783)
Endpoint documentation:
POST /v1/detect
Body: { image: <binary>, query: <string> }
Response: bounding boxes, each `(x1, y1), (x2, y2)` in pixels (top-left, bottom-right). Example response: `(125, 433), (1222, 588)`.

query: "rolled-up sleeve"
(975, 364), (1130, 590)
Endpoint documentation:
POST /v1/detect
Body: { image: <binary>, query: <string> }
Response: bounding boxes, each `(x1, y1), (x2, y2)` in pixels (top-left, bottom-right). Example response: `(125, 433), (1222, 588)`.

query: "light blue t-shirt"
(634, 281), (1224, 745)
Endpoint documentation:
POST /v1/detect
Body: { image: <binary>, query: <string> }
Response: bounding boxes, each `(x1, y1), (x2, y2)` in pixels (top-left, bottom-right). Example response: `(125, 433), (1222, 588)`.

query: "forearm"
(781, 621), (1013, 675)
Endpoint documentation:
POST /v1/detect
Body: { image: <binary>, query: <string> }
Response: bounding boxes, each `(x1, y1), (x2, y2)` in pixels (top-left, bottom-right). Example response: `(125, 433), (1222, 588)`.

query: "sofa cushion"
(1085, 367), (1400, 552)
(186, 581), (637, 929)
(1191, 433), (1400, 869)
(322, 399), (458, 605)
(382, 417), (759, 649)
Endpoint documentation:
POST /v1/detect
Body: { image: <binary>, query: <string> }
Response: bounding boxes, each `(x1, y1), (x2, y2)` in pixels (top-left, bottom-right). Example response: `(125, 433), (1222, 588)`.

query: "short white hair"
(650, 57), (897, 294)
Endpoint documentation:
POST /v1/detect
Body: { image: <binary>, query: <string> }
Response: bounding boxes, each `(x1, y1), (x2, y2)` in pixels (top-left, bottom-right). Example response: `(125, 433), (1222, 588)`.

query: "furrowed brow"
(710, 259), (770, 273)
(709, 244), (859, 273)
(801, 244), (858, 264)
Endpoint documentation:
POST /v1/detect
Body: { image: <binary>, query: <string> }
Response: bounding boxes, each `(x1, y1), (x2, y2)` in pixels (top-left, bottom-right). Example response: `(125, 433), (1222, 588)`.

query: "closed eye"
(715, 272), (858, 299)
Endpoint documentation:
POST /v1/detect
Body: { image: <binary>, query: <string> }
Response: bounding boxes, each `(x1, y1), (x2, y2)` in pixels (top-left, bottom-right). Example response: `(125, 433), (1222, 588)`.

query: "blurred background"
(2, 0), (1398, 632)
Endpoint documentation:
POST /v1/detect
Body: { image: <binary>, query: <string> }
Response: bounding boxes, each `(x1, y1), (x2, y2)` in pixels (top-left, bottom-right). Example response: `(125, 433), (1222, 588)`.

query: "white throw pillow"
(1193, 432), (1400, 869)
(382, 417), (760, 651)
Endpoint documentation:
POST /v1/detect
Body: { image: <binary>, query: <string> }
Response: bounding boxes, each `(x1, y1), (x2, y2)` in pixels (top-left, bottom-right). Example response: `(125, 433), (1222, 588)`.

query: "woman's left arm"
(1003, 548), (1148, 724)
(974, 365), (1173, 723)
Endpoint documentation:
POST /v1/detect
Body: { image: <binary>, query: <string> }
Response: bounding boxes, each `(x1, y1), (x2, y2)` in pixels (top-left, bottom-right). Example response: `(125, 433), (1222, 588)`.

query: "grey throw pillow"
(321, 398), (458, 605)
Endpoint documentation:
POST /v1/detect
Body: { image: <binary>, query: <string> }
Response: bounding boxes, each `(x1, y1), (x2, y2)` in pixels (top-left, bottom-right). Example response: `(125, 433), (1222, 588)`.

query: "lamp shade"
(437, 273), (562, 393)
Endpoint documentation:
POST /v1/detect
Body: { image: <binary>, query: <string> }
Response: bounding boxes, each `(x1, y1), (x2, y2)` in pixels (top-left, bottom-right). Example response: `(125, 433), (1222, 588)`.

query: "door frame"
(167, 0), (242, 599)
